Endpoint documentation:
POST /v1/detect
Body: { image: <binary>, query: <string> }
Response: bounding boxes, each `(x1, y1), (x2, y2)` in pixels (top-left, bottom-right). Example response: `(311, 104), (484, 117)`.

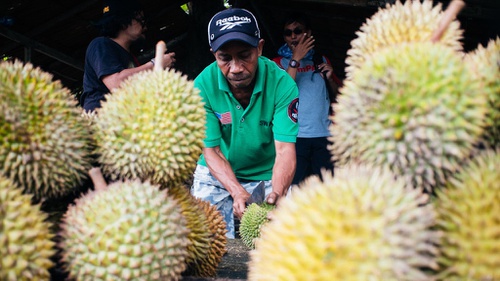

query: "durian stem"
(431, 0), (465, 43)
(154, 41), (167, 72)
(88, 167), (108, 191)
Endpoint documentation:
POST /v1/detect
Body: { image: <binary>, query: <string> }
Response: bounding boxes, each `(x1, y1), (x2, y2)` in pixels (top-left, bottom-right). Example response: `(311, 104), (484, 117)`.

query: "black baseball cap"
(208, 8), (261, 52)
(96, 0), (142, 25)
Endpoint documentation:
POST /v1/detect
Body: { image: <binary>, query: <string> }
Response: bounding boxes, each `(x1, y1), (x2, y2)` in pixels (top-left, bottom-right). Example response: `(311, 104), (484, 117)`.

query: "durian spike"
(88, 167), (107, 191)
(154, 40), (167, 71)
(431, 0), (465, 43)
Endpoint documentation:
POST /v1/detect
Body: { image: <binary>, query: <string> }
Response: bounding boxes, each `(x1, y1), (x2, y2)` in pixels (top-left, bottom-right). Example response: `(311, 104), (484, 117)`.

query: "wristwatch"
(289, 59), (299, 68)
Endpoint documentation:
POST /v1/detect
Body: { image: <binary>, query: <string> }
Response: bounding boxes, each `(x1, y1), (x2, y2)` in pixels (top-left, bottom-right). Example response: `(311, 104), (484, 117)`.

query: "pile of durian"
(0, 41), (227, 280)
(1, 0), (498, 279)
(247, 0), (499, 280)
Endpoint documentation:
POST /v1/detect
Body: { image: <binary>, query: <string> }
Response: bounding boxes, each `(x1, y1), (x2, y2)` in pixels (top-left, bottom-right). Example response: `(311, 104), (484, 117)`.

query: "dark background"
(1, 0), (499, 93)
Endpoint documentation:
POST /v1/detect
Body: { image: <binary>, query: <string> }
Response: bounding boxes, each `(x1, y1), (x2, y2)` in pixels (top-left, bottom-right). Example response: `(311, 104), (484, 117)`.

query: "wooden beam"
(0, 26), (84, 71)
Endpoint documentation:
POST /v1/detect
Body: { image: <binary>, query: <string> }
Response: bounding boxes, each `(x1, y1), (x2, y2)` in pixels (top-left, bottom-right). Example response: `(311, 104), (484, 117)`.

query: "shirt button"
(236, 105), (241, 110)
(241, 118), (245, 122)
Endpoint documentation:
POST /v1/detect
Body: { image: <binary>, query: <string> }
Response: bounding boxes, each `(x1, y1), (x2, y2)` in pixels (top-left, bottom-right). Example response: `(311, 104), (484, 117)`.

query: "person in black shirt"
(81, 0), (175, 112)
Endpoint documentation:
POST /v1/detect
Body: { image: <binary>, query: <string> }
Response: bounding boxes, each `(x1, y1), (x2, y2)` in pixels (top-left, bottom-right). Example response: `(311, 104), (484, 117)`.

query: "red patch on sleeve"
(288, 98), (299, 123)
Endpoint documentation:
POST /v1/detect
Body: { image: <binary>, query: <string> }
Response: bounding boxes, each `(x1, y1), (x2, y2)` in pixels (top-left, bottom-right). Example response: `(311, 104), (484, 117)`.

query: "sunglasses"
(134, 15), (147, 27)
(283, 27), (303, 37)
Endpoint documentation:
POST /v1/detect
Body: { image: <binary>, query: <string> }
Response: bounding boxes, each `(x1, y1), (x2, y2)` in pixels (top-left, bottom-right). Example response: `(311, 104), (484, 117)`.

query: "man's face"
(127, 12), (147, 41)
(283, 21), (310, 49)
(213, 40), (264, 90)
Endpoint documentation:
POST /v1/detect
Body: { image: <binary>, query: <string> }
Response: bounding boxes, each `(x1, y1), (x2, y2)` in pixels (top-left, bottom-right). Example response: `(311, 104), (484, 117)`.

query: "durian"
(0, 174), (55, 280)
(93, 42), (205, 187)
(59, 179), (190, 280)
(330, 42), (487, 192)
(184, 198), (228, 277)
(166, 185), (211, 277)
(345, 0), (463, 79)
(248, 165), (440, 281)
(0, 60), (94, 199)
(435, 149), (500, 280)
(81, 108), (99, 125)
(239, 202), (275, 249)
(465, 37), (500, 148)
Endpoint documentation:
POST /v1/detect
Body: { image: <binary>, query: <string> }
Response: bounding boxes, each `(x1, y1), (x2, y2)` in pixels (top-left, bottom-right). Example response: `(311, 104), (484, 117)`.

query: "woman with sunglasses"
(272, 12), (342, 186)
(81, 0), (176, 112)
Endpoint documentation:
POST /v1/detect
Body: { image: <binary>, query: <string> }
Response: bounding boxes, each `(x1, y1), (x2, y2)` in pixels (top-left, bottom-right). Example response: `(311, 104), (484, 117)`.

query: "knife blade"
(245, 181), (265, 206)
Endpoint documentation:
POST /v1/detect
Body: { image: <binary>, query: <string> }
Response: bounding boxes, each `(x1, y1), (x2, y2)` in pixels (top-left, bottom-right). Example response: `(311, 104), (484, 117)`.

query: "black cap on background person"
(94, 0), (144, 37)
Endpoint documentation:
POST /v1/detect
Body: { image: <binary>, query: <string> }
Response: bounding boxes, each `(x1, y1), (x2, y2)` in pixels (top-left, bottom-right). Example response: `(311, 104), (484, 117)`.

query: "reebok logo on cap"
(216, 16), (252, 30)
(208, 8), (261, 52)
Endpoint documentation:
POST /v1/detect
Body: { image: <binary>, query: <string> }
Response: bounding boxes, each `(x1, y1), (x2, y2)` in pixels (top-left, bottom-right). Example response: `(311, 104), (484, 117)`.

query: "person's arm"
(317, 62), (339, 94)
(287, 34), (315, 80)
(102, 52), (176, 91)
(203, 146), (250, 219)
(318, 59), (341, 103)
(328, 76), (339, 94)
(267, 140), (296, 205)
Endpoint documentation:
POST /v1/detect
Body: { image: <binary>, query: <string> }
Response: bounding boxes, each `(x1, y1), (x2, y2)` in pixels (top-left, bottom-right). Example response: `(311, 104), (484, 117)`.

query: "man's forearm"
(271, 141), (296, 196)
(286, 66), (298, 80)
(102, 63), (154, 91)
(203, 146), (250, 218)
(203, 147), (246, 197)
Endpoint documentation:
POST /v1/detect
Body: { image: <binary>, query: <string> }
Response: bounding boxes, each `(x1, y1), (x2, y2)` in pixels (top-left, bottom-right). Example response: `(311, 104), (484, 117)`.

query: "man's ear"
(211, 48), (217, 58)
(257, 39), (265, 56)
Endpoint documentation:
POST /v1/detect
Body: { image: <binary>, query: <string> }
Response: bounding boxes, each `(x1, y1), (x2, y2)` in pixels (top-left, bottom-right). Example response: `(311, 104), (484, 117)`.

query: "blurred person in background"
(272, 12), (342, 186)
(81, 0), (175, 112)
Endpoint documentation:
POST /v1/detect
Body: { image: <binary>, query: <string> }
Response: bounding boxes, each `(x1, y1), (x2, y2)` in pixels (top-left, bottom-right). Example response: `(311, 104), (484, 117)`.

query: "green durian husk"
(59, 180), (190, 280)
(0, 175), (55, 281)
(0, 60), (94, 199)
(435, 149), (500, 280)
(248, 165), (440, 281)
(345, 0), (463, 79)
(331, 41), (487, 193)
(183, 198), (228, 278)
(240, 202), (275, 249)
(465, 37), (500, 148)
(93, 68), (205, 187)
(167, 185), (211, 275)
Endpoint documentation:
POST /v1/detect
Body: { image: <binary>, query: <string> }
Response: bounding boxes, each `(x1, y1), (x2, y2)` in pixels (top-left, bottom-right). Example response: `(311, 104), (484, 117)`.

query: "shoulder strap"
(312, 52), (324, 69)
(313, 52), (338, 111)
(314, 53), (342, 87)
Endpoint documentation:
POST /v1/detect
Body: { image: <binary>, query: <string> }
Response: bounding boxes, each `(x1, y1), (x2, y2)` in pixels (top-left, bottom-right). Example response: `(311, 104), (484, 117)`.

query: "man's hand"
(162, 52), (176, 68)
(316, 62), (333, 80)
(233, 189), (251, 219)
(265, 191), (281, 221)
(291, 34), (315, 61)
(265, 191), (280, 205)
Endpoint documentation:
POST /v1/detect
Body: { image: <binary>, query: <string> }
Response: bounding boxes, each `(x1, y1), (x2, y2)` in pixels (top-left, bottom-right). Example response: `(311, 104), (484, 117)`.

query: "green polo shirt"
(194, 56), (299, 181)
